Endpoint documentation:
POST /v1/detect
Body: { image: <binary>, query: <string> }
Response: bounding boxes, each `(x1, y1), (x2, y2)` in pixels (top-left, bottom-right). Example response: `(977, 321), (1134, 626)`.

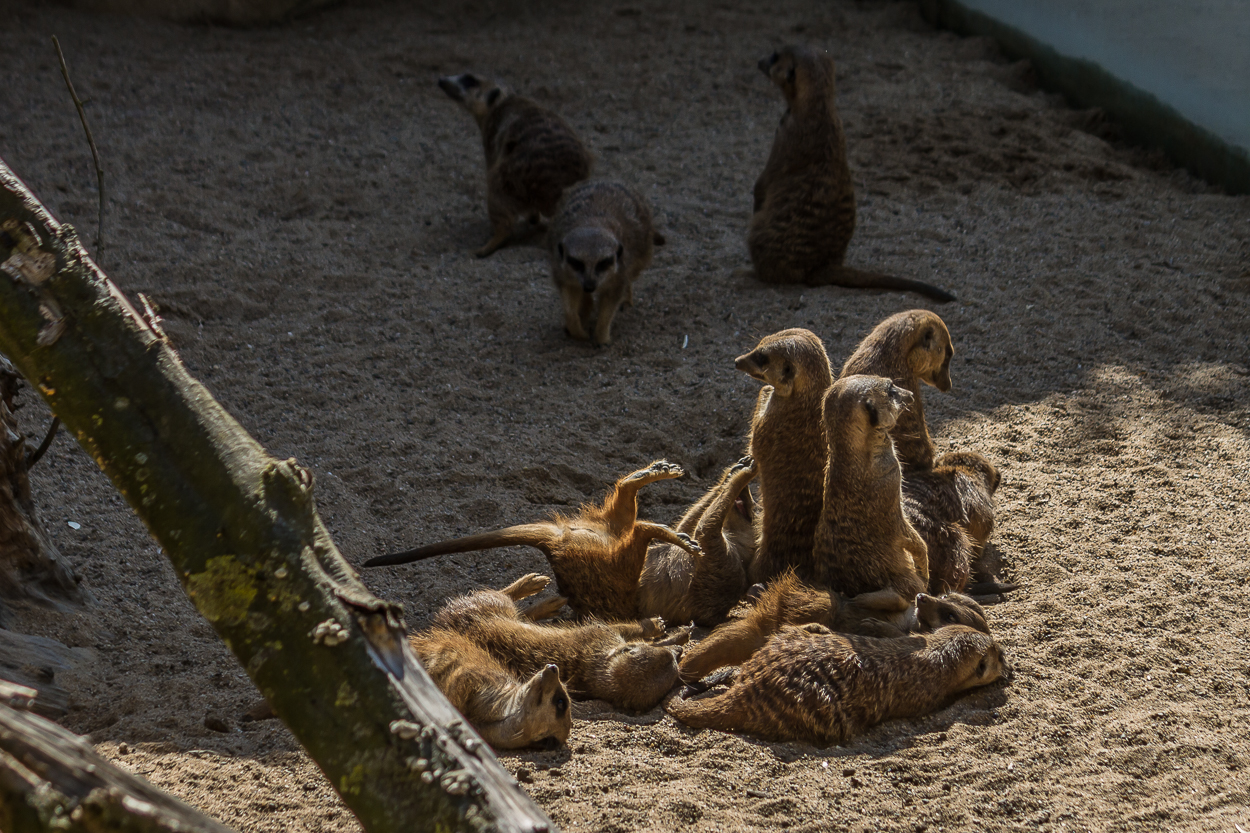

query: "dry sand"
(2, 0), (1249, 830)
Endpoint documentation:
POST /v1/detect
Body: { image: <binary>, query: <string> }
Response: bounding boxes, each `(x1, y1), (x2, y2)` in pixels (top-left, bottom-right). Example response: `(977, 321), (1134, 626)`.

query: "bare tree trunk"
(0, 680), (240, 833)
(0, 355), (81, 623)
(0, 157), (555, 833)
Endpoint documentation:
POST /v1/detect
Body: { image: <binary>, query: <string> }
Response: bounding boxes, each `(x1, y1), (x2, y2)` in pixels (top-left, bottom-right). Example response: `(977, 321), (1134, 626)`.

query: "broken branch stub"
(0, 157), (555, 833)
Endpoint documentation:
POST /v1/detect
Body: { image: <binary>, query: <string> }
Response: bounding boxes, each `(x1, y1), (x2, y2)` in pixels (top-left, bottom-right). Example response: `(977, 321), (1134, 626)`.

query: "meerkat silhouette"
(548, 180), (663, 345)
(438, 72), (593, 257)
(811, 374), (929, 602)
(746, 45), (956, 302)
(365, 460), (701, 622)
(432, 574), (683, 712)
(734, 329), (834, 586)
(677, 567), (989, 684)
(638, 456), (759, 627)
(668, 624), (1010, 746)
(410, 580), (572, 750)
(841, 311), (1007, 593)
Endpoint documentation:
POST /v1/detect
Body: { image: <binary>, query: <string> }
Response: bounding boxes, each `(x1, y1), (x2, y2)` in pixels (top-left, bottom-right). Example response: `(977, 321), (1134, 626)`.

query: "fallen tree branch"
(0, 683), (239, 833)
(0, 157), (554, 833)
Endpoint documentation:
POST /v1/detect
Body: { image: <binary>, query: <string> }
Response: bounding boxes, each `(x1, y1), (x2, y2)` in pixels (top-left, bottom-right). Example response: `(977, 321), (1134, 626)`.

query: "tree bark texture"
(0, 354), (81, 619)
(0, 680), (240, 833)
(0, 157), (555, 833)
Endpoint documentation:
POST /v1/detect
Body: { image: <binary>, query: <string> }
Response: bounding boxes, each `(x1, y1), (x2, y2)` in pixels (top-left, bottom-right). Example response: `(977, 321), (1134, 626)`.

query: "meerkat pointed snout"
(557, 227), (622, 294)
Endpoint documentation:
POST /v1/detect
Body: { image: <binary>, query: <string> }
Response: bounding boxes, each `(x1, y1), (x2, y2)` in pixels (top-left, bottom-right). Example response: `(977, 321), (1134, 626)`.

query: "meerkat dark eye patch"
(616, 243), (624, 260)
(566, 256), (585, 272)
(460, 74), (481, 88)
(754, 353), (769, 368)
(557, 242), (565, 258)
(486, 88), (501, 105)
(596, 257), (614, 273)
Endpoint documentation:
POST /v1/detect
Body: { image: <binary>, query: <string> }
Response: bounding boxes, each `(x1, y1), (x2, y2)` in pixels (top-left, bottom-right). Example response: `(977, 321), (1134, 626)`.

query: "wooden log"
(0, 156), (555, 833)
(0, 684), (239, 833)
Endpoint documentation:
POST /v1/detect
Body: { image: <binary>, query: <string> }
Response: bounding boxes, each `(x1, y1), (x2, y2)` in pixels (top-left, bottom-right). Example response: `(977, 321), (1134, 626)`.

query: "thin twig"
(51, 35), (105, 263)
(26, 417), (60, 468)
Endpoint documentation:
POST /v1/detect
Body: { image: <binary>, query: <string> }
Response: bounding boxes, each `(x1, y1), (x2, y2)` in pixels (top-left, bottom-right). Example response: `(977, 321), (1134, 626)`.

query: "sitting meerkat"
(678, 568), (988, 684)
(432, 574), (684, 713)
(841, 311), (1006, 593)
(812, 374), (929, 602)
(668, 624), (1010, 746)
(746, 46), (956, 302)
(548, 180), (662, 345)
(438, 72), (593, 257)
(366, 460), (701, 622)
(638, 456), (759, 627)
(734, 329), (834, 586)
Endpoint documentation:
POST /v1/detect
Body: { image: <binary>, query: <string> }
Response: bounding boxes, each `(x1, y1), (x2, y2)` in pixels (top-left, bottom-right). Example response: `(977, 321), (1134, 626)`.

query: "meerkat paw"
(735, 455), (756, 472)
(674, 532), (702, 556)
(654, 624), (693, 647)
(523, 595), (569, 621)
(502, 572), (551, 601)
(626, 459), (686, 484)
(637, 616), (666, 638)
(795, 623), (833, 636)
(743, 582), (767, 606)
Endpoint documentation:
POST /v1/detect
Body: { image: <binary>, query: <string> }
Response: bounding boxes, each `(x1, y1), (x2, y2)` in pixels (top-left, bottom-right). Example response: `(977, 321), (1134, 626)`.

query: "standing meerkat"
(365, 460), (701, 622)
(432, 575), (684, 713)
(811, 374), (928, 601)
(548, 180), (661, 345)
(438, 72), (593, 257)
(677, 568), (989, 684)
(841, 311), (1005, 593)
(638, 456), (758, 627)
(746, 46), (956, 302)
(735, 329), (834, 586)
(667, 624), (1010, 746)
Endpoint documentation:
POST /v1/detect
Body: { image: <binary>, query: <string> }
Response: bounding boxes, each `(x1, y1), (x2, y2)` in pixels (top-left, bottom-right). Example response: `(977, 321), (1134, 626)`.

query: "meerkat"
(365, 460), (701, 622)
(548, 180), (661, 345)
(811, 375), (928, 601)
(746, 46), (956, 302)
(638, 456), (758, 627)
(409, 629), (572, 751)
(678, 568), (987, 684)
(438, 72), (593, 257)
(432, 574), (682, 712)
(735, 329), (834, 586)
(668, 624), (1010, 746)
(841, 311), (1006, 593)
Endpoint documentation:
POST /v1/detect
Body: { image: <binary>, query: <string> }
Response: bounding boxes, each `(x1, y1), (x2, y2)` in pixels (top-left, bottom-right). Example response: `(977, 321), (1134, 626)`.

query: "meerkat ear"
(781, 361), (794, 385)
(786, 66), (796, 82)
(487, 88), (501, 105)
(865, 400), (879, 427)
(557, 242), (565, 259)
(616, 243), (624, 261)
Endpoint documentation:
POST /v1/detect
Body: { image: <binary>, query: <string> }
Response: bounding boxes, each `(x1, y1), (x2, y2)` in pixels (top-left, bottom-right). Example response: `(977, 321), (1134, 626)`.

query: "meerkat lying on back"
(366, 460), (701, 622)
(746, 46), (956, 302)
(438, 72), (593, 257)
(548, 180), (662, 345)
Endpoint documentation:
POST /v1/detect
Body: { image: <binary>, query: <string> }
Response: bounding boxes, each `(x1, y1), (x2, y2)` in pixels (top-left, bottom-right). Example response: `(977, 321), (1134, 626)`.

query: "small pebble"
(117, 742), (130, 755)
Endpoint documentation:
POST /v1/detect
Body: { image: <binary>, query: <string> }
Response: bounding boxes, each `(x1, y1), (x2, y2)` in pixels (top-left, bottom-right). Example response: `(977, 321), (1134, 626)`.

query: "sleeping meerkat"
(438, 72), (593, 257)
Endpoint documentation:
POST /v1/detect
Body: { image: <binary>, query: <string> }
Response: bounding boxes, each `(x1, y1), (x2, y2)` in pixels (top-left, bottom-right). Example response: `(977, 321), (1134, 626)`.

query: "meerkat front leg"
(903, 526), (929, 582)
(849, 588), (911, 613)
(632, 522), (703, 557)
(600, 461), (685, 533)
(560, 284), (591, 340)
(592, 282), (629, 346)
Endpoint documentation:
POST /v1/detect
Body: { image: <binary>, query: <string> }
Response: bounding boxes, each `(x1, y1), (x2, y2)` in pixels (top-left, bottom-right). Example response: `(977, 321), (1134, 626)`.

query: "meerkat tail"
(808, 265), (957, 303)
(667, 689), (749, 731)
(364, 523), (560, 567)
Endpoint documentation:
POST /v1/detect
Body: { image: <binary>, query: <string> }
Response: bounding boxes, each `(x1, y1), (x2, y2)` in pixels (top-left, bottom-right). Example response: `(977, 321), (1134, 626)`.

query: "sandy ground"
(2, 0), (1249, 830)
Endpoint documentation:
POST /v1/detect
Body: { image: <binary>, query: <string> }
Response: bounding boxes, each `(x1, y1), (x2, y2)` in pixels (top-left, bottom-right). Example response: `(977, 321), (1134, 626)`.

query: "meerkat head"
(437, 72), (509, 122)
(941, 450), (1002, 494)
(553, 227), (622, 294)
(827, 374), (914, 437)
(931, 627), (1011, 694)
(903, 311), (954, 392)
(735, 328), (833, 397)
(600, 642), (680, 712)
(758, 45), (835, 106)
(914, 593), (990, 634)
(511, 664), (572, 750)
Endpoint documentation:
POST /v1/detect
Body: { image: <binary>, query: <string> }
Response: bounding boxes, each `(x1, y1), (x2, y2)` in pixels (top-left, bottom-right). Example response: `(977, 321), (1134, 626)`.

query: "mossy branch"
(0, 156), (554, 833)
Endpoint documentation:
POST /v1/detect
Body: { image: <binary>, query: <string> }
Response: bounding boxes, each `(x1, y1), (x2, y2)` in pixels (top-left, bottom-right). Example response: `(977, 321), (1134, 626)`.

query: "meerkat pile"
(370, 43), (1018, 750)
